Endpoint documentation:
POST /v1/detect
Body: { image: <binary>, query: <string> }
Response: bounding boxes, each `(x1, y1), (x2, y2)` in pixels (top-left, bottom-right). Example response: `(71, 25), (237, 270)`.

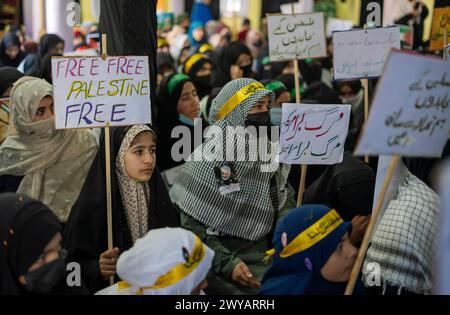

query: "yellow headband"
(118, 235), (206, 294)
(264, 210), (344, 262)
(215, 82), (265, 121)
(184, 53), (208, 75)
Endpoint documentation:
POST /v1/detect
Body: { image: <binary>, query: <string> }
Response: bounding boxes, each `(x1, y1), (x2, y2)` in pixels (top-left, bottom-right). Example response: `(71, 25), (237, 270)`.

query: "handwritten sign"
(333, 27), (401, 80)
(280, 0), (314, 14)
(279, 104), (351, 165)
(355, 50), (450, 157)
(326, 18), (353, 38)
(429, 7), (450, 51)
(51, 56), (151, 129)
(267, 12), (326, 62)
(445, 45), (450, 60)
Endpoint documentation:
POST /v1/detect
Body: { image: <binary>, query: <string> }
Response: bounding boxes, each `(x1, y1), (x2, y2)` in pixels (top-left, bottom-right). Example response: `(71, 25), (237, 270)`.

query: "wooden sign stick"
(102, 33), (114, 286)
(291, 4), (308, 207)
(363, 78), (370, 164)
(344, 155), (401, 295)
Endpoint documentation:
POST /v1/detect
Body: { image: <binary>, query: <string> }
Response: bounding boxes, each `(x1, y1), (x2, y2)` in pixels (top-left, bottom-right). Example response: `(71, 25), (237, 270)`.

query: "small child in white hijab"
(96, 227), (214, 295)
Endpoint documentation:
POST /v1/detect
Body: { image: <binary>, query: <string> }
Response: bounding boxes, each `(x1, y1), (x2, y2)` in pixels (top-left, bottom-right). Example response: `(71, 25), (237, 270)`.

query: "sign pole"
(363, 77), (370, 163)
(290, 4), (308, 207)
(344, 155), (401, 294)
(101, 33), (114, 286)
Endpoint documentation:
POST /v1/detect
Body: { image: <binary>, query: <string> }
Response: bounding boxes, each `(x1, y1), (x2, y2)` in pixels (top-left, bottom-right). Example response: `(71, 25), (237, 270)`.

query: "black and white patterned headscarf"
(170, 78), (290, 241)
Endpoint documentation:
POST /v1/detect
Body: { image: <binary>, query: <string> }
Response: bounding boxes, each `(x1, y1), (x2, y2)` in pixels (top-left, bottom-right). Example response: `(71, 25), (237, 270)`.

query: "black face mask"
(24, 249), (67, 294)
(245, 111), (271, 139)
(240, 64), (253, 77)
(194, 74), (212, 90)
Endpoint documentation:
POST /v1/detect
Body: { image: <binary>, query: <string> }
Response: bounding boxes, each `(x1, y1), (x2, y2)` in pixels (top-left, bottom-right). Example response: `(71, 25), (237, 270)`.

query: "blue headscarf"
(260, 205), (355, 295)
(188, 21), (206, 52)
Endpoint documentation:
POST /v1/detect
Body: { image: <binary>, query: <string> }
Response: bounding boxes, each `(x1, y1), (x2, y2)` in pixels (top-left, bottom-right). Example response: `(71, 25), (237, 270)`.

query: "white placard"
(52, 56), (152, 129)
(333, 27), (401, 80)
(435, 160), (450, 294)
(268, 12), (326, 62)
(280, 0), (314, 14)
(279, 103), (351, 165)
(326, 18), (353, 38)
(355, 50), (450, 157)
(445, 45), (450, 61)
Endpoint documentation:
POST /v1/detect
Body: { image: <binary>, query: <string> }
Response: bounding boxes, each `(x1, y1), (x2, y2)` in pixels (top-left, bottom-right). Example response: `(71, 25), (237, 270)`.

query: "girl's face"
(18, 232), (62, 285)
(6, 45), (20, 60)
(32, 96), (54, 122)
(177, 81), (200, 120)
(193, 27), (205, 42)
(49, 42), (64, 55)
(248, 95), (270, 114)
(274, 91), (291, 108)
(124, 131), (156, 182)
(320, 232), (358, 283)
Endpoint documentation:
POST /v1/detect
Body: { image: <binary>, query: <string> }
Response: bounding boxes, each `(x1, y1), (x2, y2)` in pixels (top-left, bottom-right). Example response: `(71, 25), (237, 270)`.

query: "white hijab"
(96, 227), (214, 295)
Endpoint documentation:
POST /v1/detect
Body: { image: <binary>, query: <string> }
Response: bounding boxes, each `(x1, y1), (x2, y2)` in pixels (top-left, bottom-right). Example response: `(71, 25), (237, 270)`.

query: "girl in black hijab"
(0, 193), (64, 295)
(38, 52), (63, 84)
(63, 125), (179, 294)
(182, 53), (213, 100)
(19, 34), (64, 76)
(155, 73), (209, 173)
(0, 33), (25, 68)
(212, 41), (255, 88)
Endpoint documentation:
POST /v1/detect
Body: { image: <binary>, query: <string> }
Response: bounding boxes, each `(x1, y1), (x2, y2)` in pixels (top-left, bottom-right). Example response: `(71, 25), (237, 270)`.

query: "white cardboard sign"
(52, 56), (152, 129)
(268, 12), (326, 62)
(355, 50), (450, 157)
(279, 103), (351, 165)
(333, 27), (401, 80)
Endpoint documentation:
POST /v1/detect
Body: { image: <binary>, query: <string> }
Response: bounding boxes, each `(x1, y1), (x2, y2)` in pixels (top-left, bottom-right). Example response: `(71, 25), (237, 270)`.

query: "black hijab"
(63, 125), (179, 293)
(212, 41), (252, 88)
(0, 33), (25, 68)
(303, 152), (375, 221)
(0, 67), (24, 96)
(38, 34), (64, 59)
(0, 193), (61, 295)
(155, 73), (193, 130)
(38, 52), (63, 84)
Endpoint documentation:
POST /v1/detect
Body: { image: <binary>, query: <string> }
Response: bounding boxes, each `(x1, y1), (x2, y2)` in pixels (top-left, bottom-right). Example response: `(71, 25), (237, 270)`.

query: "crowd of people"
(0, 0), (449, 296)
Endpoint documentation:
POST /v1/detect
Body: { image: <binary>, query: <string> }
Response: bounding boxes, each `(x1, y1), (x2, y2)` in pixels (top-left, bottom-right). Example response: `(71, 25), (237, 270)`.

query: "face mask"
(240, 64), (253, 77)
(179, 113), (196, 127)
(24, 249), (67, 294)
(194, 74), (212, 90)
(245, 111), (271, 139)
(270, 107), (283, 126)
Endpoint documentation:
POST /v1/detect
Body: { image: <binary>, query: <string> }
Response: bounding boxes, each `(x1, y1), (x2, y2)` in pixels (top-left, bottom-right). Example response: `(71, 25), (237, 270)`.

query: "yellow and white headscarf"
(96, 227), (214, 295)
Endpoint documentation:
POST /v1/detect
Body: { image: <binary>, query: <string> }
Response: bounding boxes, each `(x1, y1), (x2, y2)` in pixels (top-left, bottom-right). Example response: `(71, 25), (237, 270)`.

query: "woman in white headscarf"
(0, 76), (98, 223)
(95, 227), (214, 295)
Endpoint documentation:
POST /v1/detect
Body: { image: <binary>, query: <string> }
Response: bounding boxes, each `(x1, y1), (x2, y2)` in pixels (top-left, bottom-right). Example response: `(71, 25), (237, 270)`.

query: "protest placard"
(52, 56), (152, 129)
(279, 103), (351, 165)
(333, 27), (401, 80)
(326, 18), (353, 38)
(355, 50), (450, 157)
(280, 0), (314, 15)
(267, 12), (326, 62)
(429, 7), (450, 51)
